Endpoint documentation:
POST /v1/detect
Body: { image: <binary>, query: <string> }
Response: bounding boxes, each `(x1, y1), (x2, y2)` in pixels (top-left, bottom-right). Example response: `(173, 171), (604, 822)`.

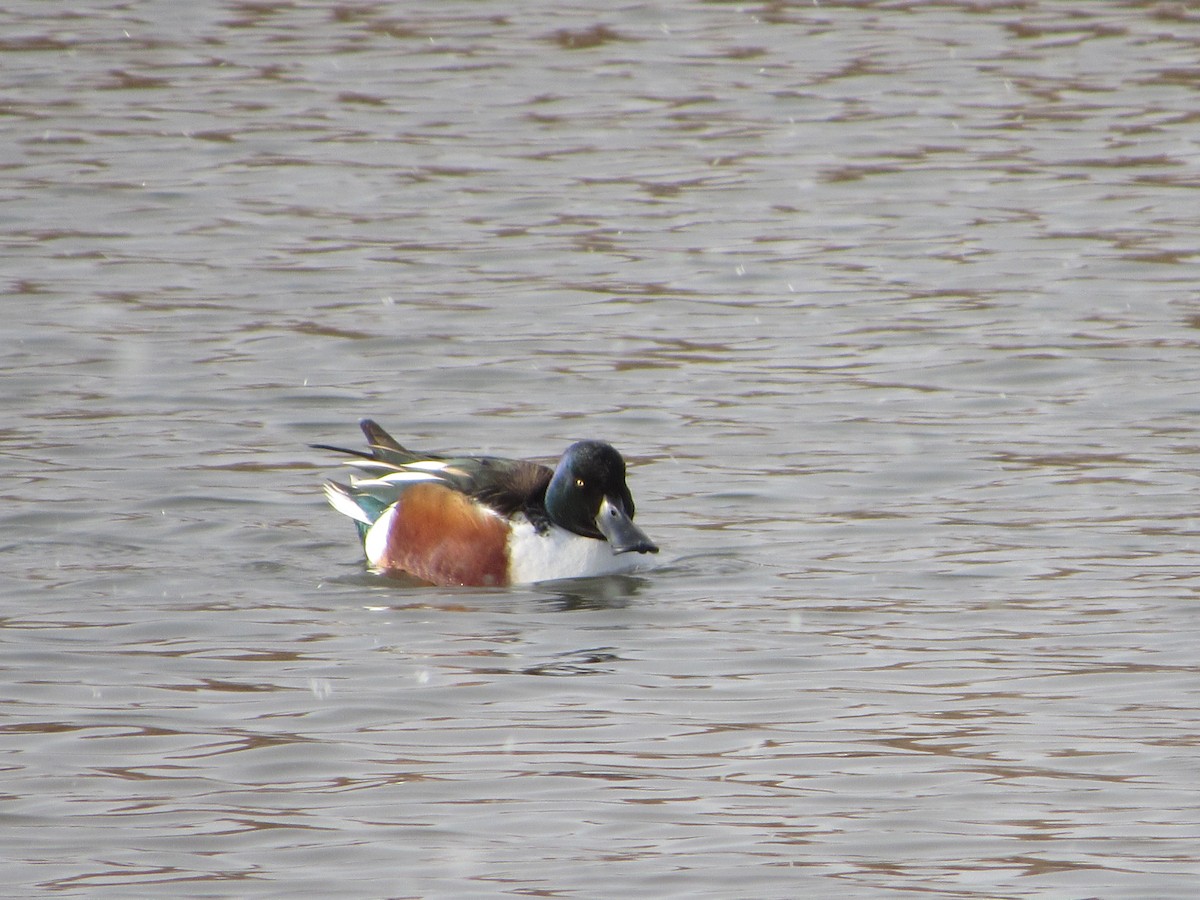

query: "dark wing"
(315, 419), (553, 518)
(451, 456), (554, 518)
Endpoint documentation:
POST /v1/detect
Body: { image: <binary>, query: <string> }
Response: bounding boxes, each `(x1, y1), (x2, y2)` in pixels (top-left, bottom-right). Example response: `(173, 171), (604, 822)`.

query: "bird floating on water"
(315, 419), (658, 587)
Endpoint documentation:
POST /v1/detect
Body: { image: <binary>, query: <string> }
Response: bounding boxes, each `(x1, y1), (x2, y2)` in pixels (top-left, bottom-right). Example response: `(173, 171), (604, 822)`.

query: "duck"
(314, 419), (659, 587)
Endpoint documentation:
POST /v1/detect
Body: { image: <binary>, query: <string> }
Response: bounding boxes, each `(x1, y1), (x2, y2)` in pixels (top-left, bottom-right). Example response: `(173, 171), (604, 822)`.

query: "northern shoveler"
(314, 419), (659, 587)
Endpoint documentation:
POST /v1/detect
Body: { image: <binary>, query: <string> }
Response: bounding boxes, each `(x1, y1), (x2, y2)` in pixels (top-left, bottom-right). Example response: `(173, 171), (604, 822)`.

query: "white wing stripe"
(348, 472), (443, 489)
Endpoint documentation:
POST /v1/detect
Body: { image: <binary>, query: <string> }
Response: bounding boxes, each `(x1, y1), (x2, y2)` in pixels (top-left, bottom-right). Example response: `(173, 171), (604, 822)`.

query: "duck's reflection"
(535, 573), (650, 610)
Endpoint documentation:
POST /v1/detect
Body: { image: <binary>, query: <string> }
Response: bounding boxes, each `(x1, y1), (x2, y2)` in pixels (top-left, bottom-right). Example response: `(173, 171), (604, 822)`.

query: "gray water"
(4, 1), (1200, 897)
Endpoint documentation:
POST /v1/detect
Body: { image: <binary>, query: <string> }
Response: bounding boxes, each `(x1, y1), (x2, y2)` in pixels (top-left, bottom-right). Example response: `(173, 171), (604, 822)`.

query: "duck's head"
(544, 441), (658, 555)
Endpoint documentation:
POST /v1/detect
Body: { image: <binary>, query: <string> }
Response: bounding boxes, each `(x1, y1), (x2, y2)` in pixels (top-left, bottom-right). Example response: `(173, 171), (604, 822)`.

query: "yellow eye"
(575, 478), (585, 489)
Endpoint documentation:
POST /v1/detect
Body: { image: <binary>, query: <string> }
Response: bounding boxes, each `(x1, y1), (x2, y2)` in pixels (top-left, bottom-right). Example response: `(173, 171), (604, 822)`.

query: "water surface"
(4, 2), (1200, 896)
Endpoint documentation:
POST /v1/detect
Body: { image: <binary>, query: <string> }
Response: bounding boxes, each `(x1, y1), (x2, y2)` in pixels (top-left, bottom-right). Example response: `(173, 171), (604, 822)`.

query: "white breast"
(506, 517), (652, 584)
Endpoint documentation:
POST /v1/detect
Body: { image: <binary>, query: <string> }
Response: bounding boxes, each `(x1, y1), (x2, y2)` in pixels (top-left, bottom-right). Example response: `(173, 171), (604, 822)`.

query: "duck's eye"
(575, 478), (586, 489)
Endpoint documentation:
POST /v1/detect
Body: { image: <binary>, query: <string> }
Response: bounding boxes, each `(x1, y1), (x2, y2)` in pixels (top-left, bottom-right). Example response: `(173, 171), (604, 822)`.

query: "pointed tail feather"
(309, 442), (375, 461)
(313, 420), (431, 468)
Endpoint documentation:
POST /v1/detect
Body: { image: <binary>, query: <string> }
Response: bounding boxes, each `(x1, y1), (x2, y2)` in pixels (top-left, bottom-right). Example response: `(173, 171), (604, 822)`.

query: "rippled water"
(5, 1), (1200, 896)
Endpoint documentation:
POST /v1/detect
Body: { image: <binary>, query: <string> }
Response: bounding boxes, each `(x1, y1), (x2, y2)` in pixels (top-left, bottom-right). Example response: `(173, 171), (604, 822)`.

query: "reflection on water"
(536, 573), (646, 611)
(4, 1), (1200, 897)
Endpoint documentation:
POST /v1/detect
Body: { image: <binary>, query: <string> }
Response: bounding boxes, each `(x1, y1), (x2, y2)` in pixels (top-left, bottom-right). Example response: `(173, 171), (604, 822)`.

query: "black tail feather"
(308, 442), (377, 461)
(313, 420), (429, 465)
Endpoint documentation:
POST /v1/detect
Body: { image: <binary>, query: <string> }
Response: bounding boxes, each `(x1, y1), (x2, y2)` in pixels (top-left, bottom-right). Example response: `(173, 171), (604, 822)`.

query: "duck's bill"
(596, 496), (659, 555)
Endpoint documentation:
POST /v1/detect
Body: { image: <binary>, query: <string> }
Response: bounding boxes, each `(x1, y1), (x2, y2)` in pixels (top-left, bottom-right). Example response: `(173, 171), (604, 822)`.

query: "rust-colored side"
(379, 482), (510, 587)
